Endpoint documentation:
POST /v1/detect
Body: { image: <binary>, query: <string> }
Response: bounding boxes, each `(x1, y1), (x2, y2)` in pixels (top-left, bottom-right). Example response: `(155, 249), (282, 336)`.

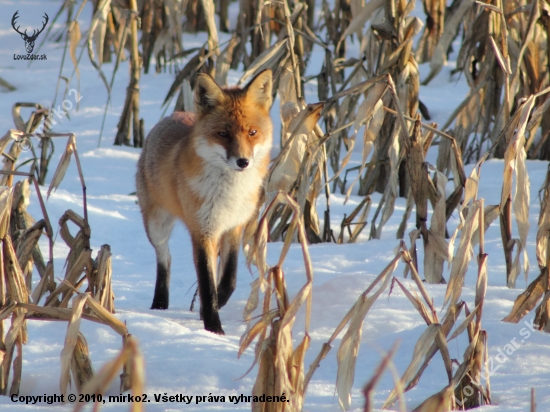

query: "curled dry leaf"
(47, 135), (76, 199)
(502, 268), (548, 323)
(71, 332), (94, 392)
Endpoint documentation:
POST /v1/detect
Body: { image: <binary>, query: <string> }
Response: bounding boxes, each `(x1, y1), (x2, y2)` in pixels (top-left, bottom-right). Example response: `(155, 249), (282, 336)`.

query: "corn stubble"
(0, 117), (143, 410)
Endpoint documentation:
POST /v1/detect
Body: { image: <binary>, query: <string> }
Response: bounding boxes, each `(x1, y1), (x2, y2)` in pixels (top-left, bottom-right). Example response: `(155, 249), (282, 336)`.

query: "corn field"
(1, 0), (550, 409)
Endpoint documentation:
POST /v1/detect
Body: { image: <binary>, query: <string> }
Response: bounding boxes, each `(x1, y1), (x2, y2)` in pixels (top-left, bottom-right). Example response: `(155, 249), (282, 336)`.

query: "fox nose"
(236, 158), (249, 169)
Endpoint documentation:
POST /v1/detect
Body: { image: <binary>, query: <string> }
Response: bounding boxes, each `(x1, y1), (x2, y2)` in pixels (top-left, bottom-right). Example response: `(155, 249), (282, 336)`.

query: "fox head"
(193, 70), (273, 172)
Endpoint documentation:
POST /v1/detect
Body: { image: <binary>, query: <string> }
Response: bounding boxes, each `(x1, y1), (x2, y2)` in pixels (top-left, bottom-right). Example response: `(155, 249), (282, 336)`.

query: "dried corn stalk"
(241, 192), (313, 410)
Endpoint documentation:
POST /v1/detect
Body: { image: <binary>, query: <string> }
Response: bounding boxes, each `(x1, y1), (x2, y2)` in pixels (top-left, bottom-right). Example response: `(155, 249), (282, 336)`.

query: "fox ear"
(194, 74), (224, 114)
(245, 69), (272, 111)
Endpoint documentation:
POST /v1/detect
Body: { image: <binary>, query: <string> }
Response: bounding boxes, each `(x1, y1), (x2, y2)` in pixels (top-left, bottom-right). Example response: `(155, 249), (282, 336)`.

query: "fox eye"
(249, 130), (257, 137)
(218, 131), (229, 138)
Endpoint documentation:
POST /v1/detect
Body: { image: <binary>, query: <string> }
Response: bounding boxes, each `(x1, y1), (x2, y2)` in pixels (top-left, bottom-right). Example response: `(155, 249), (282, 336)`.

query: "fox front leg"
(192, 235), (224, 334)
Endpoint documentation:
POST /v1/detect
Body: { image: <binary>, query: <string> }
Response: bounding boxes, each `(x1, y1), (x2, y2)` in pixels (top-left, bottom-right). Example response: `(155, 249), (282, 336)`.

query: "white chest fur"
(187, 138), (266, 237)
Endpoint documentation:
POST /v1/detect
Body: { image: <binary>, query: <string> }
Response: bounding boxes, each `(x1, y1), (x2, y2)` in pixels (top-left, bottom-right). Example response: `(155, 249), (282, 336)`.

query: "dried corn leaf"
(71, 332), (94, 392)
(251, 321), (278, 412)
(73, 335), (143, 412)
(15, 220), (45, 272)
(373, 133), (399, 239)
(281, 282), (311, 330)
(70, 21), (82, 82)
(424, 171), (448, 283)
(503, 268), (548, 323)
(412, 385), (454, 412)
(243, 278), (261, 323)
(47, 135), (76, 198)
(534, 291), (550, 332)
(60, 293), (87, 396)
(0, 131), (16, 155)
(536, 166), (550, 268)
(448, 303), (481, 341)
(471, 205), (500, 248)
(85, 294), (127, 336)
(93, 0), (109, 67)
(9, 340), (22, 396)
(0, 187), (13, 240)
(336, 251), (401, 410)
(214, 36), (239, 86)
(268, 103), (324, 194)
(86, 0), (110, 91)
(339, 0), (384, 41)
(239, 311), (277, 358)
(94, 245), (113, 308)
(404, 303), (464, 394)
(0, 302), (16, 322)
(501, 96), (535, 287)
(0, 312), (25, 395)
(363, 342), (399, 412)
(45, 249), (91, 307)
(393, 278), (433, 324)
(18, 302), (102, 324)
(500, 96), (534, 207)
(383, 324), (443, 408)
(238, 38), (287, 86)
(287, 333), (310, 407)
(331, 82), (388, 189)
(4, 235), (29, 306)
(424, 0), (474, 84)
(444, 200), (482, 308)
(279, 61), (299, 116)
(402, 247), (438, 320)
(512, 132), (530, 283)
(199, 0), (219, 54)
(489, 35), (511, 75)
(345, 99), (385, 201)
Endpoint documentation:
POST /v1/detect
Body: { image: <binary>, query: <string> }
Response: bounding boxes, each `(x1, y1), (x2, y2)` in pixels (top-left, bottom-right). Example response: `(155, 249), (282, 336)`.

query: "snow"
(0, 1), (549, 411)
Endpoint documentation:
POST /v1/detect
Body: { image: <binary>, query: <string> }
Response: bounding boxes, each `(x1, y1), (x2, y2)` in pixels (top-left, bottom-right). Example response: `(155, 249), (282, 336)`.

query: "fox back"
(136, 70), (273, 334)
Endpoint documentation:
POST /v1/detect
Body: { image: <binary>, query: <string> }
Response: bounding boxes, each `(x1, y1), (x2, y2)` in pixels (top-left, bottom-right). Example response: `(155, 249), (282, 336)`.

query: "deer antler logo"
(12, 11), (49, 54)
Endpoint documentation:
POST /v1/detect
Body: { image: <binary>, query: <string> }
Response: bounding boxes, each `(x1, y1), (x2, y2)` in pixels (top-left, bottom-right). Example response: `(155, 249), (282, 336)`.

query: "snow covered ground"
(0, 0), (549, 411)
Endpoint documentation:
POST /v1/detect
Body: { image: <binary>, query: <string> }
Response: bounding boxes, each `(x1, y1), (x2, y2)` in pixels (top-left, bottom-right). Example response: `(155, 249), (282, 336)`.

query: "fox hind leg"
(145, 208), (175, 310)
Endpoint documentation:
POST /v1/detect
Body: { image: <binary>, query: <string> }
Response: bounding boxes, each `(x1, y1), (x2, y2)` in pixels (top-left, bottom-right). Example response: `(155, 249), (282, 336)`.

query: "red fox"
(136, 70), (273, 334)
